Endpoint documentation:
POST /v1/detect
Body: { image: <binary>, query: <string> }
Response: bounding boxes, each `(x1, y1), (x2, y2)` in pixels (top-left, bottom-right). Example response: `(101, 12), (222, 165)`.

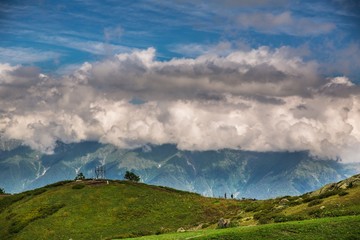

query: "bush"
(244, 202), (260, 212)
(72, 184), (85, 189)
(31, 188), (47, 196)
(338, 191), (349, 196)
(124, 171), (140, 182)
(0, 194), (26, 213)
(303, 189), (344, 203)
(253, 211), (274, 224)
(273, 214), (305, 223)
(308, 209), (322, 218)
(45, 180), (72, 188)
(75, 172), (85, 180)
(308, 199), (323, 207)
(318, 191), (339, 199)
(8, 220), (27, 234)
(37, 203), (65, 218)
(0, 188), (5, 194)
(258, 215), (273, 224)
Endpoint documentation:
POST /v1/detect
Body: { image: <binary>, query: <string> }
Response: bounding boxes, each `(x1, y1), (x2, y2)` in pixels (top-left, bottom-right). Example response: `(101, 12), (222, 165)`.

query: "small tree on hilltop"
(75, 172), (85, 181)
(124, 171), (140, 182)
(0, 188), (5, 194)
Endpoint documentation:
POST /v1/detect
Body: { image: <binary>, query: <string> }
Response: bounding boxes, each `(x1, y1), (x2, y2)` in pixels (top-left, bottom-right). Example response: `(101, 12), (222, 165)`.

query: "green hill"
(0, 174), (360, 240)
(121, 215), (360, 240)
(0, 180), (242, 240)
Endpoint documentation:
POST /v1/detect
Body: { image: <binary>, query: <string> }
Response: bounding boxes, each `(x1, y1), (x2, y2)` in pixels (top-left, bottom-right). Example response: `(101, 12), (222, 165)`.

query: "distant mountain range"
(0, 140), (359, 199)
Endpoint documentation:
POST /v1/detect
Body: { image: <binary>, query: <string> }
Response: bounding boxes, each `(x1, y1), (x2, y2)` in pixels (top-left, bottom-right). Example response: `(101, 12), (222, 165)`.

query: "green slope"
(122, 215), (360, 240)
(0, 180), (241, 240)
(0, 174), (359, 240)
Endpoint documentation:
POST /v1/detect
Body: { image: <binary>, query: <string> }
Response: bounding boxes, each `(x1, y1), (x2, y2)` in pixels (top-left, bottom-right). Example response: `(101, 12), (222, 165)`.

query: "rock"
(177, 227), (186, 233)
(279, 198), (289, 205)
(320, 206), (326, 210)
(310, 174), (360, 197)
(275, 205), (285, 210)
(218, 218), (231, 228)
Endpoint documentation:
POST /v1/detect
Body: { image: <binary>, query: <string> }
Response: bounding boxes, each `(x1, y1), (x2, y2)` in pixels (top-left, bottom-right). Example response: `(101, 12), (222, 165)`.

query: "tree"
(0, 188), (5, 194)
(124, 171), (140, 182)
(75, 172), (85, 180)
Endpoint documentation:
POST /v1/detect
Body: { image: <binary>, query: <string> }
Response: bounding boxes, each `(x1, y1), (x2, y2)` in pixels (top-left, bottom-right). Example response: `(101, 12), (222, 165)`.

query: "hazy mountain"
(0, 141), (358, 199)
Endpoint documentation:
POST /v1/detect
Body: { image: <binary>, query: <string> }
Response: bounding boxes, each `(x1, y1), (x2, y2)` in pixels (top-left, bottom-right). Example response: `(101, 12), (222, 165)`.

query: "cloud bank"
(0, 47), (360, 162)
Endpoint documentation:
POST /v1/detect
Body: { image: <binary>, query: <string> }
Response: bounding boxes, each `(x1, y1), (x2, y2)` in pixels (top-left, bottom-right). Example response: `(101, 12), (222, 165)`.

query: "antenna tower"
(95, 165), (105, 179)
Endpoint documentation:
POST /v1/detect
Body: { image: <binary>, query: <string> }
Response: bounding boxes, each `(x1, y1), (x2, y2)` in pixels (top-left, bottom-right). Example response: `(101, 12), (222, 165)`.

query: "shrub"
(0, 194), (26, 213)
(45, 180), (72, 188)
(302, 196), (315, 203)
(308, 199), (323, 207)
(338, 191), (349, 196)
(244, 202), (260, 212)
(124, 171), (140, 182)
(37, 203), (65, 218)
(202, 223), (211, 228)
(0, 187), (5, 194)
(254, 211), (274, 224)
(72, 184), (85, 189)
(258, 215), (273, 224)
(31, 188), (47, 196)
(308, 209), (322, 218)
(273, 214), (305, 223)
(318, 189), (346, 199)
(303, 189), (344, 203)
(74, 172), (85, 180)
(5, 212), (16, 220)
(155, 227), (170, 235)
(8, 220), (27, 234)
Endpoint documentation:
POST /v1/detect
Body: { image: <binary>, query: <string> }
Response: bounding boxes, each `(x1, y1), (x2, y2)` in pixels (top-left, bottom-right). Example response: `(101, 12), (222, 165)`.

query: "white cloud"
(0, 47), (359, 162)
(39, 36), (131, 56)
(104, 26), (123, 42)
(0, 47), (61, 64)
(237, 11), (335, 36)
(171, 42), (235, 57)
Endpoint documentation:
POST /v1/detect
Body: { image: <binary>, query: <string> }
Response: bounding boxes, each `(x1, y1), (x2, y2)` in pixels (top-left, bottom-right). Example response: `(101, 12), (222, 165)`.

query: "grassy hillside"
(0, 180), (242, 240)
(0, 174), (359, 240)
(121, 215), (360, 240)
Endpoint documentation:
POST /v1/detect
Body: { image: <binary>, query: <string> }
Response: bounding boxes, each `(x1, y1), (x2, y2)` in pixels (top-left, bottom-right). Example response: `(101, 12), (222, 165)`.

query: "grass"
(119, 215), (360, 240)
(0, 175), (359, 240)
(0, 180), (243, 240)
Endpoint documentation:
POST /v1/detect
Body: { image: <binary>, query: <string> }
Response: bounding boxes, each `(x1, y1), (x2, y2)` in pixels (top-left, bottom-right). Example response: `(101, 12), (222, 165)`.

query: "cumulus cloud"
(0, 47), (360, 162)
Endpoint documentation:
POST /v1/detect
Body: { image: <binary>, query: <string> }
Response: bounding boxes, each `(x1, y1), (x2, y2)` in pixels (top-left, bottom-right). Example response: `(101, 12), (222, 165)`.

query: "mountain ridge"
(0, 141), (358, 199)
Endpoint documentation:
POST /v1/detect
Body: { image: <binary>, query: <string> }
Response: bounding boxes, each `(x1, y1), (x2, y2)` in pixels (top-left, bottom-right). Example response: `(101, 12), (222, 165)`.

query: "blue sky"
(1, 0), (359, 78)
(1, 1), (360, 162)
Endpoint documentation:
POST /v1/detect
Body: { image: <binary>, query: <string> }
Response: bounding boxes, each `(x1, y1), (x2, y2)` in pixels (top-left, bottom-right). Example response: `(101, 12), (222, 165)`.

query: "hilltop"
(0, 174), (359, 240)
(0, 179), (242, 240)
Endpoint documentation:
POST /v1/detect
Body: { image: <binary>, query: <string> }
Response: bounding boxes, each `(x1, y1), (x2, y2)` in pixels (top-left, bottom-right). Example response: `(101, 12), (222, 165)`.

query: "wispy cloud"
(170, 42), (237, 57)
(0, 47), (61, 64)
(237, 11), (335, 36)
(39, 36), (131, 56)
